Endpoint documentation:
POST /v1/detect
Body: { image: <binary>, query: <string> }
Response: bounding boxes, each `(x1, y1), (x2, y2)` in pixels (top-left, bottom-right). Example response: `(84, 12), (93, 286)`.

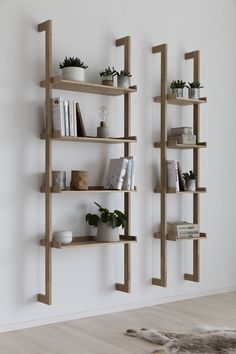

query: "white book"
(170, 127), (193, 136)
(68, 100), (75, 136)
(166, 160), (179, 191)
(104, 158), (128, 190)
(52, 97), (65, 136)
(63, 101), (69, 136)
(122, 157), (133, 190)
(73, 101), (77, 137)
(168, 222), (199, 233)
(130, 156), (136, 190)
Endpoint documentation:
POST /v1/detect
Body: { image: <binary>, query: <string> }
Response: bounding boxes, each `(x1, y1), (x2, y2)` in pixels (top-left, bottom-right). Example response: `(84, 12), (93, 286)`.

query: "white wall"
(1, 0), (236, 332)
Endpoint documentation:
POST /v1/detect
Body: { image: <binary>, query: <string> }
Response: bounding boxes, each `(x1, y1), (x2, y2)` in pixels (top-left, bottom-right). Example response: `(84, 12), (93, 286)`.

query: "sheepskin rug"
(125, 325), (236, 353)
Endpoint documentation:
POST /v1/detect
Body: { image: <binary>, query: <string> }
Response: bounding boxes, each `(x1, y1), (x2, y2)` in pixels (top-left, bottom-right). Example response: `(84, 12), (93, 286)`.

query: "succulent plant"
(187, 81), (203, 89)
(86, 202), (127, 229)
(99, 66), (117, 77)
(183, 170), (197, 180)
(170, 80), (186, 89)
(59, 56), (88, 69)
(116, 70), (132, 77)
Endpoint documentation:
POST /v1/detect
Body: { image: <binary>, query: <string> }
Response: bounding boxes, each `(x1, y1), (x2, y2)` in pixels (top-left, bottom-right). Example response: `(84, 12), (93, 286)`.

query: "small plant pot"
(188, 88), (200, 100)
(96, 222), (120, 242)
(62, 67), (85, 81)
(172, 88), (184, 98)
(52, 171), (66, 190)
(186, 179), (196, 192)
(117, 75), (130, 88)
(101, 75), (114, 86)
(70, 170), (88, 190)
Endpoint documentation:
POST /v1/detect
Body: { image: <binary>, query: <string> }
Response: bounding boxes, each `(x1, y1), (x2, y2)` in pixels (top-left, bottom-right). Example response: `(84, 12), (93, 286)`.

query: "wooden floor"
(0, 292), (236, 354)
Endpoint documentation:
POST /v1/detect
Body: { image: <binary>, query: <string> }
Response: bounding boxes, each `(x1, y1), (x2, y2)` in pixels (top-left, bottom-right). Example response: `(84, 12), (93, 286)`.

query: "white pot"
(118, 75), (130, 88)
(62, 67), (85, 81)
(96, 222), (120, 242)
(188, 88), (200, 100)
(53, 230), (73, 244)
(186, 179), (196, 192)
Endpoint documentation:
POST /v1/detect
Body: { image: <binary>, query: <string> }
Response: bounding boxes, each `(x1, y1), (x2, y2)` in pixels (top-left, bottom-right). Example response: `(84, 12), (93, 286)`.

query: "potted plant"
(170, 80), (186, 98)
(99, 66), (116, 86)
(186, 81), (204, 100)
(183, 170), (197, 192)
(86, 202), (126, 242)
(116, 70), (132, 88)
(59, 56), (88, 82)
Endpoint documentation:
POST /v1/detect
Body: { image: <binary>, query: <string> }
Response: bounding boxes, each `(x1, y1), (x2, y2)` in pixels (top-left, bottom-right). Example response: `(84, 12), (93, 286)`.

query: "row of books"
(52, 97), (86, 137)
(166, 160), (186, 192)
(168, 222), (199, 239)
(104, 157), (135, 190)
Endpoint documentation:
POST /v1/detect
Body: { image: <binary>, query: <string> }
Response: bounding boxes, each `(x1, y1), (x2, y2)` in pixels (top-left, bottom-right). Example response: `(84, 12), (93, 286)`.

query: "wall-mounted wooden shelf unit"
(38, 19), (137, 305)
(40, 186), (137, 193)
(152, 43), (207, 288)
(154, 233), (206, 242)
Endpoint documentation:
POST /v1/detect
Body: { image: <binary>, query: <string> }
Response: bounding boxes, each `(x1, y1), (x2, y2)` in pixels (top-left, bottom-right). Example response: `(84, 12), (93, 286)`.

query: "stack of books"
(104, 157), (135, 190)
(166, 160), (186, 192)
(168, 126), (196, 145)
(167, 222), (199, 239)
(52, 97), (86, 137)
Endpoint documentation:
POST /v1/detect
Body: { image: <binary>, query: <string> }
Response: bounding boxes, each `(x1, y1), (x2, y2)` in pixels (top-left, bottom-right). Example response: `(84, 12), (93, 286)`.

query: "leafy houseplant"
(183, 170), (197, 192)
(86, 202), (127, 242)
(59, 56), (88, 82)
(170, 80), (186, 98)
(99, 66), (117, 86)
(116, 70), (132, 88)
(186, 81), (204, 100)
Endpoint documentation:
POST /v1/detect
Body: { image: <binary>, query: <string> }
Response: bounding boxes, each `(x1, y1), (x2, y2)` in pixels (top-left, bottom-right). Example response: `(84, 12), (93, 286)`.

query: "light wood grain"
(154, 141), (207, 149)
(154, 232), (207, 241)
(40, 186), (137, 193)
(154, 94), (207, 105)
(0, 292), (236, 354)
(40, 76), (137, 96)
(154, 187), (207, 194)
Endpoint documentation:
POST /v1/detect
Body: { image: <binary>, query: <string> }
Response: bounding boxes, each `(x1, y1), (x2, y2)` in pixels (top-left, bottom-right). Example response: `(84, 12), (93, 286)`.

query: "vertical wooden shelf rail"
(115, 36), (132, 293)
(38, 20), (53, 305)
(184, 50), (201, 282)
(152, 44), (168, 287)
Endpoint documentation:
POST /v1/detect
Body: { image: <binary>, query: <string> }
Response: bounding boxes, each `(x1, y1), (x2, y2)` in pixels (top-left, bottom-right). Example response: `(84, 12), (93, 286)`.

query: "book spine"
(63, 101), (69, 136)
(122, 157), (132, 190)
(177, 232), (200, 239)
(68, 100), (74, 136)
(130, 156), (135, 190)
(166, 160), (179, 191)
(52, 97), (65, 136)
(171, 127), (193, 136)
(73, 101), (77, 137)
(168, 226), (199, 232)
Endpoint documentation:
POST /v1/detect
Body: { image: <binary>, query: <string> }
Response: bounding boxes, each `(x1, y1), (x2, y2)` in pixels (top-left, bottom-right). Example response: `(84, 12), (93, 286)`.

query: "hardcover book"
(166, 160), (179, 192)
(52, 97), (65, 136)
(104, 158), (128, 190)
(76, 102), (86, 137)
(170, 127), (193, 136)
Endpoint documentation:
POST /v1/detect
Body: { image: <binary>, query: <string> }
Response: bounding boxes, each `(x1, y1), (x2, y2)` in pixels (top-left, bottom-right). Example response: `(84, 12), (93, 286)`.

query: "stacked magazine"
(167, 222), (199, 239)
(104, 157), (135, 190)
(51, 97), (85, 137)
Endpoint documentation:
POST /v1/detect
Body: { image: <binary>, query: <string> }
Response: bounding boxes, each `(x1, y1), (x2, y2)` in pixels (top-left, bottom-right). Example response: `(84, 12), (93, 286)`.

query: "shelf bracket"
(115, 36), (132, 293)
(184, 50), (201, 283)
(152, 44), (168, 288)
(38, 19), (53, 305)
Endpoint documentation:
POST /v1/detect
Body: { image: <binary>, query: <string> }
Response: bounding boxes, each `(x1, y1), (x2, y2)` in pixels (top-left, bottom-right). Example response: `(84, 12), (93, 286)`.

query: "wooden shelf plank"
(154, 187), (207, 194)
(40, 76), (137, 96)
(154, 232), (206, 241)
(40, 131), (137, 144)
(154, 141), (207, 149)
(40, 186), (137, 193)
(40, 235), (137, 249)
(154, 94), (207, 106)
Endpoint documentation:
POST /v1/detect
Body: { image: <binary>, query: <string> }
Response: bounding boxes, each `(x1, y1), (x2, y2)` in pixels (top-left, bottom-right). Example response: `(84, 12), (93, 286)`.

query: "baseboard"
(1, 285), (236, 333)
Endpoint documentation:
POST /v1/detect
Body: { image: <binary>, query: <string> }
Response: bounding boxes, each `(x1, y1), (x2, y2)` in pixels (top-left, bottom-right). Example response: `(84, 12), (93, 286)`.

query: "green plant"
(99, 66), (117, 78)
(187, 81), (203, 89)
(59, 56), (88, 69)
(116, 70), (132, 77)
(86, 202), (127, 229)
(183, 170), (196, 180)
(170, 80), (186, 89)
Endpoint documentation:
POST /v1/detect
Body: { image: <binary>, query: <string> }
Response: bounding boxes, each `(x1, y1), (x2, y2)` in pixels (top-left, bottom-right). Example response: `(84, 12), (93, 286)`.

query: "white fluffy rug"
(125, 326), (236, 353)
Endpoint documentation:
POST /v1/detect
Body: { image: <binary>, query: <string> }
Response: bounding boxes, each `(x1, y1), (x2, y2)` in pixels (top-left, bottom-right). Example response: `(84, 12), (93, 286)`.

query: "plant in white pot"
(183, 170), (197, 192)
(186, 81), (204, 100)
(170, 80), (186, 98)
(59, 56), (88, 82)
(99, 66), (117, 86)
(85, 202), (127, 242)
(116, 70), (132, 88)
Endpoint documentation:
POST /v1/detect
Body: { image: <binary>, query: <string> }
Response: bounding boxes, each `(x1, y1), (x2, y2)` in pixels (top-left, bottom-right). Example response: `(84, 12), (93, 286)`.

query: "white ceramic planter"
(96, 222), (120, 242)
(118, 76), (130, 88)
(172, 88), (184, 97)
(186, 179), (196, 192)
(53, 230), (73, 244)
(62, 67), (85, 81)
(188, 88), (200, 100)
